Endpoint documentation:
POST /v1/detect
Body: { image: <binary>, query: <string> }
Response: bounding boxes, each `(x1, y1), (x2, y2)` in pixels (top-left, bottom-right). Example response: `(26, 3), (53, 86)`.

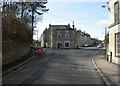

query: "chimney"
(72, 21), (75, 30)
(49, 24), (51, 28)
(68, 23), (70, 28)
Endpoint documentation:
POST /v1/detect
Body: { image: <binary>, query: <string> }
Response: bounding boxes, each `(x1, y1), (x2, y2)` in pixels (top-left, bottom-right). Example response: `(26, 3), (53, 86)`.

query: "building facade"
(108, 0), (120, 64)
(75, 30), (85, 48)
(75, 30), (94, 47)
(41, 24), (99, 49)
(49, 24), (76, 49)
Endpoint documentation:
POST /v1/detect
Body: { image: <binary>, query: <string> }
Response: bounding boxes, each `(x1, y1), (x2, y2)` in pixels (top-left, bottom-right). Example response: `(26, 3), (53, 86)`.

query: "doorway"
(57, 43), (61, 49)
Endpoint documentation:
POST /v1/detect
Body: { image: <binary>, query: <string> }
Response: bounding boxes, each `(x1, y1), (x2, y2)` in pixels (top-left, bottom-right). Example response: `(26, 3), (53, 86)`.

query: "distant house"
(108, 0), (120, 65)
(83, 32), (94, 47)
(48, 24), (76, 49)
(75, 30), (85, 48)
(41, 23), (99, 49)
(75, 30), (94, 47)
(40, 33), (44, 47)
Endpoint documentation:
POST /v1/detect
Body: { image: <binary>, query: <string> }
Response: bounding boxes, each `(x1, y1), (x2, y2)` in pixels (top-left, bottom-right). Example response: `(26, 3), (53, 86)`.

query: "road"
(3, 48), (106, 85)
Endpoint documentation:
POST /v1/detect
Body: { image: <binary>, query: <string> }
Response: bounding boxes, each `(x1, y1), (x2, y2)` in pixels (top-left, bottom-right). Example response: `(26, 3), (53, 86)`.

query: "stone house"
(75, 30), (93, 48)
(83, 32), (93, 47)
(40, 33), (44, 47)
(48, 24), (76, 49)
(108, 0), (120, 65)
(75, 30), (84, 48)
(41, 24), (97, 49)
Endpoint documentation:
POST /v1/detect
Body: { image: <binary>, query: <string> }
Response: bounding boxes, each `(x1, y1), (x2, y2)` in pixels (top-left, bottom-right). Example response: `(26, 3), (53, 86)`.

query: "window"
(114, 2), (119, 24)
(64, 41), (70, 48)
(65, 43), (69, 47)
(65, 30), (69, 33)
(65, 34), (69, 39)
(57, 31), (61, 33)
(57, 34), (61, 39)
(115, 32), (120, 56)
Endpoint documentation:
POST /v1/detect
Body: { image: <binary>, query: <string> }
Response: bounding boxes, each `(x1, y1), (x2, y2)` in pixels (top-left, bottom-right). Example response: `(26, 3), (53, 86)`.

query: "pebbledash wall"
(2, 42), (31, 65)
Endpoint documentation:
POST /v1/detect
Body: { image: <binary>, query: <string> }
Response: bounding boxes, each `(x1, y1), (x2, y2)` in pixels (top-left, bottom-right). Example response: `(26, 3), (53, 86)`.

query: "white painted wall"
(108, 0), (120, 65)
(40, 34), (44, 47)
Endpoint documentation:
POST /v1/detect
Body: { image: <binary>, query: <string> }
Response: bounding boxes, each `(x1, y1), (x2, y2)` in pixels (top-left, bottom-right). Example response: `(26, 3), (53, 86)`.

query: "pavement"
(92, 50), (120, 86)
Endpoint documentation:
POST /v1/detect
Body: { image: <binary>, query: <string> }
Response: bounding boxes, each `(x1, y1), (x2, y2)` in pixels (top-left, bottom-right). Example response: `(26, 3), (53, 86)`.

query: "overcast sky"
(33, 0), (109, 40)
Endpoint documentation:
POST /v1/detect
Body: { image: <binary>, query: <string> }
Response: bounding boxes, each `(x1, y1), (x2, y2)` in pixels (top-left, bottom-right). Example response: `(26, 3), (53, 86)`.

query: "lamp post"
(101, 2), (109, 48)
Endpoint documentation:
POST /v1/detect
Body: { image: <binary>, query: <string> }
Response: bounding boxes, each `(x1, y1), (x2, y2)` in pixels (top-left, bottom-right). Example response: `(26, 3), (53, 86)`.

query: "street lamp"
(101, 2), (111, 12)
(101, 3), (109, 50)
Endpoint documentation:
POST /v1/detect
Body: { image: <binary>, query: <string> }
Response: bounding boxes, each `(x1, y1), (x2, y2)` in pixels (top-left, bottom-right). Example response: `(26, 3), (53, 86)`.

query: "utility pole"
(31, 7), (34, 47)
(105, 27), (107, 36)
(104, 27), (107, 49)
(105, 27), (107, 40)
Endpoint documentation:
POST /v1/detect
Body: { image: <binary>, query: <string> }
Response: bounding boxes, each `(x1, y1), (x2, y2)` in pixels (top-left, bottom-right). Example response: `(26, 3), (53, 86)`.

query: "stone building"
(41, 24), (97, 49)
(48, 24), (76, 48)
(75, 30), (93, 48)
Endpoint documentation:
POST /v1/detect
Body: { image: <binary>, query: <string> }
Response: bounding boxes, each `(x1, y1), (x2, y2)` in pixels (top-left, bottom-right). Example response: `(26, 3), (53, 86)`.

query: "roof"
(49, 24), (73, 30)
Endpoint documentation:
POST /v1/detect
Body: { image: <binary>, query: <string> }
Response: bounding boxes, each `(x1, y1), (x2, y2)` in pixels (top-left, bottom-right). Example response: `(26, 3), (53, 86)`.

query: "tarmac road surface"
(3, 48), (106, 85)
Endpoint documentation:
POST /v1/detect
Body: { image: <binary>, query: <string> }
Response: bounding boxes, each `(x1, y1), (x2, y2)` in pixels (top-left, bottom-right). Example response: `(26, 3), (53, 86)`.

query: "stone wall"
(2, 42), (31, 65)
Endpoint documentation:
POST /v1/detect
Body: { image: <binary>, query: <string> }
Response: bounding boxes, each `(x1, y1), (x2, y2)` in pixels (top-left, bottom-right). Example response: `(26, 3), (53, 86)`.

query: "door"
(57, 43), (61, 49)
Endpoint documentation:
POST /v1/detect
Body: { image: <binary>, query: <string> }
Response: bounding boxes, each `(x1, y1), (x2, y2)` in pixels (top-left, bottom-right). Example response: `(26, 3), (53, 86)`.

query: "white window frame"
(65, 34), (69, 39)
(115, 32), (120, 56)
(64, 41), (70, 48)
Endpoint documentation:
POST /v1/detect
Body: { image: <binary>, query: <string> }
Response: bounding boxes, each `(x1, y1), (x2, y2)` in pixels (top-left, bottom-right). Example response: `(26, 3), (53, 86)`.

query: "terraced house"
(108, 0), (120, 65)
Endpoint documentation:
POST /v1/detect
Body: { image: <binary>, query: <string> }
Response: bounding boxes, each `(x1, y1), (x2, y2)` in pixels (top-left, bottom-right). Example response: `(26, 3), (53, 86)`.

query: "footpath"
(92, 50), (120, 86)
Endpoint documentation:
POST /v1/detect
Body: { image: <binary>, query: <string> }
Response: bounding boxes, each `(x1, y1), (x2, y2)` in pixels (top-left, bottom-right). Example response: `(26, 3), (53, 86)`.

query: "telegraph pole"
(31, 7), (34, 47)
(105, 27), (107, 37)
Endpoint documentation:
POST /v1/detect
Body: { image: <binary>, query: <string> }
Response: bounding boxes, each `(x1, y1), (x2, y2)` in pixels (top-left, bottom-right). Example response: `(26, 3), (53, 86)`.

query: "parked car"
(84, 43), (89, 47)
(97, 44), (103, 48)
(35, 47), (44, 54)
